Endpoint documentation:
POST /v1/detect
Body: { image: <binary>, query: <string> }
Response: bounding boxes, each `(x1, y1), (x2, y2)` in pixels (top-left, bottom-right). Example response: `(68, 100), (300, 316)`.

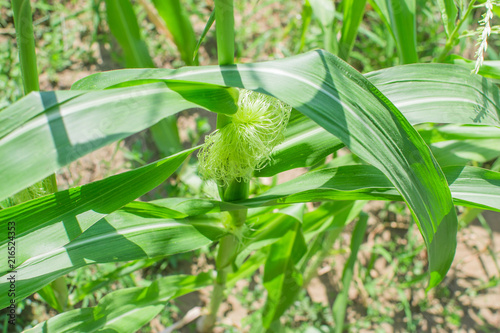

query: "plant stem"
(215, 0), (235, 65)
(9, 0), (58, 202)
(201, 181), (248, 331)
(207, 2), (243, 328)
(200, 2), (249, 331)
(435, 0), (477, 63)
(12, 0), (39, 94)
(10, 0), (66, 310)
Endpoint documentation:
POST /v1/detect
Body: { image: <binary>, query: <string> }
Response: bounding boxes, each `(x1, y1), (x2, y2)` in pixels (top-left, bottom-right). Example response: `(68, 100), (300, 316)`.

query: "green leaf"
(309, 0), (335, 29)
(104, 0), (155, 68)
(366, 64), (500, 126)
(26, 273), (211, 333)
(448, 55), (500, 81)
(444, 166), (500, 211)
(255, 110), (343, 177)
(193, 9), (215, 61)
(0, 211), (225, 308)
(227, 250), (267, 288)
(338, 0), (367, 60)
(72, 258), (163, 304)
(37, 279), (68, 313)
(333, 213), (368, 333)
(236, 205), (306, 265)
(306, 0), (337, 53)
(299, 0), (313, 52)
(0, 82), (238, 201)
(303, 200), (366, 240)
(431, 139), (500, 167)
(74, 50), (461, 287)
(243, 165), (500, 213)
(436, 0), (457, 37)
(0, 147), (195, 277)
(253, 62), (500, 177)
(11, 0), (39, 94)
(145, 197), (247, 216)
(104, 0), (184, 156)
(153, 0), (197, 66)
(370, 0), (418, 64)
(262, 217), (306, 328)
(419, 124), (500, 143)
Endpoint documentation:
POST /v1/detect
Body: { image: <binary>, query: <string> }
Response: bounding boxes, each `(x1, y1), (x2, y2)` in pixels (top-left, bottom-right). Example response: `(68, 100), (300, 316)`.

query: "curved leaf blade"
(26, 274), (211, 333)
(0, 211), (225, 308)
(371, 0), (418, 64)
(153, 0), (197, 65)
(0, 147), (195, 277)
(339, 0), (367, 60)
(367, 64), (500, 126)
(262, 216), (306, 328)
(73, 50), (458, 287)
(258, 61), (500, 177)
(104, 0), (154, 68)
(436, 0), (457, 37)
(0, 82), (237, 201)
(243, 165), (500, 213)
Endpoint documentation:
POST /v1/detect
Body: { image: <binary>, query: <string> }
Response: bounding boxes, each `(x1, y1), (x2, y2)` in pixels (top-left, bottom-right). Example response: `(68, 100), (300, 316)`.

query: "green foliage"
(153, 0), (198, 66)
(104, 0), (154, 68)
(1, 0), (500, 332)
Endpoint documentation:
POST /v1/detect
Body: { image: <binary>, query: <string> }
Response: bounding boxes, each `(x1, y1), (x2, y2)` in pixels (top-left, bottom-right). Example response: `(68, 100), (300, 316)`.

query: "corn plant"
(103, 0), (198, 157)
(2, 0), (500, 332)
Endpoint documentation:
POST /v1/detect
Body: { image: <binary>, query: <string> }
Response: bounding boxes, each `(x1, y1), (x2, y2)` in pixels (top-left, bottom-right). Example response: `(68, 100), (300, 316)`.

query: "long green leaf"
(448, 55), (500, 81)
(0, 82), (238, 201)
(72, 63), (500, 183)
(419, 124), (500, 143)
(333, 213), (368, 333)
(309, 0), (335, 28)
(144, 164), (500, 214)
(366, 64), (500, 126)
(255, 110), (343, 177)
(299, 0), (313, 52)
(303, 200), (366, 240)
(11, 0), (39, 94)
(105, 0), (185, 156)
(243, 165), (500, 213)
(262, 215), (306, 328)
(431, 139), (500, 166)
(193, 9), (215, 61)
(308, 0), (337, 54)
(104, 0), (154, 68)
(236, 205), (306, 266)
(153, 0), (197, 66)
(73, 50), (460, 286)
(0, 147), (195, 277)
(339, 0), (367, 60)
(436, 0), (457, 37)
(26, 274), (211, 333)
(257, 61), (500, 177)
(370, 0), (418, 64)
(143, 197), (247, 216)
(0, 210), (225, 308)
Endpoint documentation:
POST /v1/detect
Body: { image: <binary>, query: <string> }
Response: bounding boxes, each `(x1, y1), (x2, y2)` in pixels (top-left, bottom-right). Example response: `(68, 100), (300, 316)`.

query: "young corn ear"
(198, 89), (291, 184)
